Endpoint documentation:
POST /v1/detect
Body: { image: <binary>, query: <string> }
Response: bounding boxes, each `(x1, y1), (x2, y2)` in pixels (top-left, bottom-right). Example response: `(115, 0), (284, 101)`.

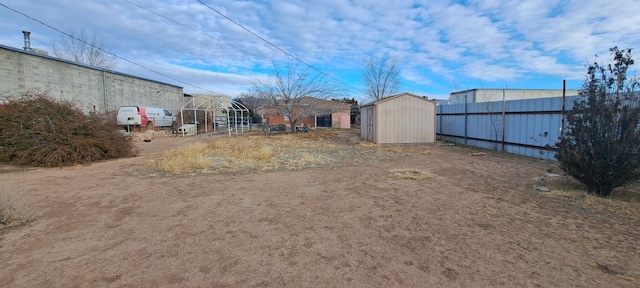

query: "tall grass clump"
(151, 142), (213, 173)
(150, 130), (347, 174)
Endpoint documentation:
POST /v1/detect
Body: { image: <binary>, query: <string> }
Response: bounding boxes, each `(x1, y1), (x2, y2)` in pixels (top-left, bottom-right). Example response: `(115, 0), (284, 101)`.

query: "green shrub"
(556, 47), (640, 197)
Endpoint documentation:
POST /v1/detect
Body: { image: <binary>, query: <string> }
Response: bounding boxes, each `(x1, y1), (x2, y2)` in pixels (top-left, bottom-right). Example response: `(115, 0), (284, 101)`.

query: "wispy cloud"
(1, 0), (639, 100)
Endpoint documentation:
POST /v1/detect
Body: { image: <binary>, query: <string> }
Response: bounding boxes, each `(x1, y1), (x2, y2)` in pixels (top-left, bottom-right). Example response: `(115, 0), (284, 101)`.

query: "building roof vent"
(21, 31), (48, 55)
(22, 30), (31, 51)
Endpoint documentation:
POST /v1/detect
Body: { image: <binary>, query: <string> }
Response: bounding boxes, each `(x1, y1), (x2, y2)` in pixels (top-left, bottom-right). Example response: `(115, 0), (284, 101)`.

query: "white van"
(117, 106), (175, 129)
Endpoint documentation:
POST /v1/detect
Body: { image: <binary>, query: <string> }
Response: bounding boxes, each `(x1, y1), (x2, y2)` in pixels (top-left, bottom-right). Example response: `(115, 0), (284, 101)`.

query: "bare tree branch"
(362, 56), (400, 101)
(237, 92), (269, 109)
(51, 29), (117, 69)
(250, 63), (346, 132)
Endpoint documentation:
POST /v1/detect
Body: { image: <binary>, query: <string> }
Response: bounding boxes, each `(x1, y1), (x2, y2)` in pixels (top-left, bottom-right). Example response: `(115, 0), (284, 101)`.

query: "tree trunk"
(289, 120), (297, 133)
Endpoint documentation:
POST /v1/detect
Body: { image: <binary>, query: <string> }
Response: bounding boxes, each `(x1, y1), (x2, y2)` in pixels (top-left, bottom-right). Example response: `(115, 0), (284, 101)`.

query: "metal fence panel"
(436, 96), (580, 160)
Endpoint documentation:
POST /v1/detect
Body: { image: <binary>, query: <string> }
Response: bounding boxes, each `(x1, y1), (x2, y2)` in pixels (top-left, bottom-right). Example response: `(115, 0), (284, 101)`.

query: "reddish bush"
(0, 91), (137, 167)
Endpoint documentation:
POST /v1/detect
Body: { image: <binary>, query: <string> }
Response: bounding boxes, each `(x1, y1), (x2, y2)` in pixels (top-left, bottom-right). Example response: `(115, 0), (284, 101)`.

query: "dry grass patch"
(351, 139), (435, 156)
(543, 175), (640, 218)
(147, 129), (423, 175)
(357, 142), (377, 148)
(420, 148), (441, 155)
(388, 146), (406, 154)
(296, 129), (338, 140)
(349, 136), (362, 144)
(148, 131), (342, 174)
(284, 152), (330, 170)
(149, 142), (214, 173)
(389, 169), (433, 180)
(0, 191), (32, 232)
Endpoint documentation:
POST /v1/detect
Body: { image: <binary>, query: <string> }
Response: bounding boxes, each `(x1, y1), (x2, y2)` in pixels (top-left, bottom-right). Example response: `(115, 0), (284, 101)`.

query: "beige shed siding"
(360, 93), (436, 144)
(375, 94), (435, 144)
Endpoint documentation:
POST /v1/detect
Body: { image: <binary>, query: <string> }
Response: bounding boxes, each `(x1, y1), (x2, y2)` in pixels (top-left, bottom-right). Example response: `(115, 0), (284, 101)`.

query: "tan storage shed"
(360, 92), (437, 144)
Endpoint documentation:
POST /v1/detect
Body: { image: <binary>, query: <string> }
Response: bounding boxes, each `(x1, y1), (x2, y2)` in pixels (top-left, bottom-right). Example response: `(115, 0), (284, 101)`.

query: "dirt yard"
(1, 129), (639, 287)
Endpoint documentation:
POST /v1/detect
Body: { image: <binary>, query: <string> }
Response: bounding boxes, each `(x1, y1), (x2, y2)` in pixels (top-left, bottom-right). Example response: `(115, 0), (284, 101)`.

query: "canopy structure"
(179, 95), (250, 137)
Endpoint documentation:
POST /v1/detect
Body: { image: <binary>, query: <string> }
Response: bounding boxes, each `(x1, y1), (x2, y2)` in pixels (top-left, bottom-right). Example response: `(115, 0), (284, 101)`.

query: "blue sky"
(1, 0), (639, 101)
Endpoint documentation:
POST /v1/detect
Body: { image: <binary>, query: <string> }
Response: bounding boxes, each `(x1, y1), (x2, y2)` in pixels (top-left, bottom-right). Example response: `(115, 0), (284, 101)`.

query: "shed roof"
(360, 92), (434, 108)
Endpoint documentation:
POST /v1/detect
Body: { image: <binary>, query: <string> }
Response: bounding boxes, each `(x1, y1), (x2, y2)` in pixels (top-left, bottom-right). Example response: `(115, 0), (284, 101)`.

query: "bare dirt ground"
(1, 129), (639, 287)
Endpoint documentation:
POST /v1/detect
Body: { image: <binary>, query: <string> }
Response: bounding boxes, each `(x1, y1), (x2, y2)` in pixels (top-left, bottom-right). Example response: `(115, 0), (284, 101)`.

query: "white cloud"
(463, 60), (522, 81)
(1, 0), (639, 98)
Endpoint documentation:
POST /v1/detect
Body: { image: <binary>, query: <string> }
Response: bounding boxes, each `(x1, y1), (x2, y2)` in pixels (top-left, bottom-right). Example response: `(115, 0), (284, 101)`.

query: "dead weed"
(0, 191), (33, 232)
(389, 169), (433, 180)
(148, 130), (439, 175)
(148, 142), (214, 173)
(542, 175), (640, 218)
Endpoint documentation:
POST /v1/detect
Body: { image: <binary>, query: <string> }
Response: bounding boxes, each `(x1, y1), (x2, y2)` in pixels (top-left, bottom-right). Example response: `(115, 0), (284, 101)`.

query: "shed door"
(366, 107), (374, 142)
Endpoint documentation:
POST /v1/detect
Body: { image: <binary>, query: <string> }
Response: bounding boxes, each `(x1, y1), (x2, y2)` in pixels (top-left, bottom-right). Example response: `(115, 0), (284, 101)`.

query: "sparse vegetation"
(0, 191), (31, 232)
(543, 175), (640, 218)
(0, 91), (137, 167)
(148, 129), (415, 174)
(151, 142), (214, 173)
(389, 169), (433, 180)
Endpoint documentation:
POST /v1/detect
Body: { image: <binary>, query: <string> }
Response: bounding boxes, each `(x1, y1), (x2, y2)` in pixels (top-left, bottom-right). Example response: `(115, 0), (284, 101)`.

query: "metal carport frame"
(178, 95), (250, 137)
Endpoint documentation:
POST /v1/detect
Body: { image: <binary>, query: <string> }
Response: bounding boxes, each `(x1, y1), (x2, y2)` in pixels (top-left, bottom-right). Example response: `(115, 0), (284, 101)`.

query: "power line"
(0, 2), (218, 95)
(122, 0), (258, 58)
(195, 0), (364, 94)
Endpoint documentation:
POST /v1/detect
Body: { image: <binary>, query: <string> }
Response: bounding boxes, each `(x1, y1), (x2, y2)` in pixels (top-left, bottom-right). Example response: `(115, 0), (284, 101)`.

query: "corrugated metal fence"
(436, 96), (580, 160)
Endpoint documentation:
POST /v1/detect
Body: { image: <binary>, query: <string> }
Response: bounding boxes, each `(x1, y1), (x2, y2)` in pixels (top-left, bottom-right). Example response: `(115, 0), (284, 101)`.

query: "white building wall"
(449, 89), (580, 104)
(0, 45), (183, 114)
(449, 90), (475, 104)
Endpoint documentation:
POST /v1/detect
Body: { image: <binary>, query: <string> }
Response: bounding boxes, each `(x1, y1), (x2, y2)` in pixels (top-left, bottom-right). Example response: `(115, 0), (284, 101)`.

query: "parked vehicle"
(117, 106), (175, 129)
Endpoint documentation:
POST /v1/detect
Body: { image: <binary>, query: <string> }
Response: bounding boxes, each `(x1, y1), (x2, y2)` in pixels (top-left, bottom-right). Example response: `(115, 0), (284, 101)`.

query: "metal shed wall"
(361, 93), (436, 144)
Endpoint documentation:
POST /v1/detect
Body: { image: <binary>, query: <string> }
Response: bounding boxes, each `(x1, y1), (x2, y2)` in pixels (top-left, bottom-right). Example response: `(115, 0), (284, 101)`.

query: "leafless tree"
(476, 88), (503, 150)
(449, 78), (467, 93)
(51, 29), (117, 69)
(236, 92), (268, 109)
(249, 63), (346, 132)
(362, 56), (400, 102)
